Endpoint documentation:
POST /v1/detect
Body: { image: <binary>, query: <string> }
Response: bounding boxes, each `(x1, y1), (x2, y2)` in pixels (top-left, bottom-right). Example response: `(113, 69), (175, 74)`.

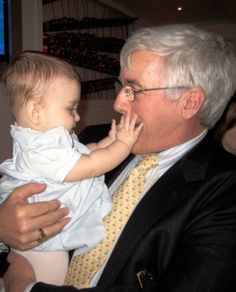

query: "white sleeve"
(15, 127), (82, 182)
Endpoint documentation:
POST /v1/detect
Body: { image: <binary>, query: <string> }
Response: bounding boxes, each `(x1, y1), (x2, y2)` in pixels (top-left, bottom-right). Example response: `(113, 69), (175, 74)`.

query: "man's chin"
(131, 143), (149, 155)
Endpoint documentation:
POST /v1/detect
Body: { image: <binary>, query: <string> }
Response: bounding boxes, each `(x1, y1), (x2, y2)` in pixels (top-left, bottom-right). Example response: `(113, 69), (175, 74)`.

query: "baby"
(0, 51), (142, 284)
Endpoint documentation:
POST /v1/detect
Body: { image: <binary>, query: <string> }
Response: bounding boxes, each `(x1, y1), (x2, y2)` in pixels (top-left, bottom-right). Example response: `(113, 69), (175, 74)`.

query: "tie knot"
(136, 154), (159, 172)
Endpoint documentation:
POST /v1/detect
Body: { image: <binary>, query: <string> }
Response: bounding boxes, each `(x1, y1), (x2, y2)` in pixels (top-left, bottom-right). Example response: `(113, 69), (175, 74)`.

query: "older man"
(3, 24), (236, 291)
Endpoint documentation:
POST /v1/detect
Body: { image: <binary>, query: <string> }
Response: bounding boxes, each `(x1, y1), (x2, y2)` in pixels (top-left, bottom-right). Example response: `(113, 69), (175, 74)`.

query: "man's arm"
(156, 178), (236, 292)
(4, 252), (137, 292)
(4, 251), (36, 292)
(0, 183), (70, 250)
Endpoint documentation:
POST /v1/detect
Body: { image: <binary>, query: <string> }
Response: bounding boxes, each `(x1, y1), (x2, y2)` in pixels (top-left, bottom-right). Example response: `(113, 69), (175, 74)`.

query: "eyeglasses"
(114, 80), (190, 102)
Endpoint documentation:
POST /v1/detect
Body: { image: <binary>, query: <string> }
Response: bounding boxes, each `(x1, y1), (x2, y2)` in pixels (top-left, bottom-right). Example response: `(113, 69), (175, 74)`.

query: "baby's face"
(222, 126), (236, 156)
(39, 77), (81, 133)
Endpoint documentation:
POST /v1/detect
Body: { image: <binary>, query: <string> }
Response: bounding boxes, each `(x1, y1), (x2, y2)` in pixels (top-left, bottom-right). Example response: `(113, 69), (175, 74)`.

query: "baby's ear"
(26, 99), (41, 125)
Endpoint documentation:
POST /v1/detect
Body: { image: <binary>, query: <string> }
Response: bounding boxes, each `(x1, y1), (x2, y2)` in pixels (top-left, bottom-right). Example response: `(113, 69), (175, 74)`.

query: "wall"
(42, 0), (134, 133)
(0, 83), (13, 162)
(21, 0), (43, 51)
(201, 23), (236, 55)
(0, 0), (23, 162)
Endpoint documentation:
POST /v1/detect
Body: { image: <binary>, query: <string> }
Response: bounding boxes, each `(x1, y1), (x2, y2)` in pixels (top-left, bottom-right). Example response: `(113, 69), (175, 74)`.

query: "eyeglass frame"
(114, 80), (191, 102)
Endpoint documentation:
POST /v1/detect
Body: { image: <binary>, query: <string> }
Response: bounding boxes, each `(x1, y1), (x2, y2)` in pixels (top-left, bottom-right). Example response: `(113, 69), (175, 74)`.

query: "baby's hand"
(116, 114), (143, 148)
(108, 119), (117, 142)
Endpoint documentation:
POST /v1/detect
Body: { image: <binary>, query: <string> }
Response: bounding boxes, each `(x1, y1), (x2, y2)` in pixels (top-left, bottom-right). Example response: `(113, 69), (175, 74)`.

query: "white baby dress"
(0, 125), (112, 256)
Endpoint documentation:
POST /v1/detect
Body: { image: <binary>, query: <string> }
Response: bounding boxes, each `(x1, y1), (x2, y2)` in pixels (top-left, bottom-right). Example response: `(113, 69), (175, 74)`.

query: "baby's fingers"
(118, 115), (125, 129)
(111, 119), (117, 131)
(109, 119), (117, 140)
(123, 114), (131, 129)
(134, 123), (143, 136)
(129, 114), (138, 130)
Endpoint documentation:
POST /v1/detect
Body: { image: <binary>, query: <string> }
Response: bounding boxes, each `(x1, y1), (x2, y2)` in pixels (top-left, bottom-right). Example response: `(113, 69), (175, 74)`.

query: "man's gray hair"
(120, 24), (236, 128)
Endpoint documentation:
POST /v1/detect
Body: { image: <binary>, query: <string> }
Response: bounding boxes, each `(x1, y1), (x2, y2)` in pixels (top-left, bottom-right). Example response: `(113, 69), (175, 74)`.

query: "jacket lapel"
(99, 132), (214, 286)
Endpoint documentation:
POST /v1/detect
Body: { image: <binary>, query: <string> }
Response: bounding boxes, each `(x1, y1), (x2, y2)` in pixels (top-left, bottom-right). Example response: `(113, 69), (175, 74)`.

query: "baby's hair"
(2, 50), (80, 117)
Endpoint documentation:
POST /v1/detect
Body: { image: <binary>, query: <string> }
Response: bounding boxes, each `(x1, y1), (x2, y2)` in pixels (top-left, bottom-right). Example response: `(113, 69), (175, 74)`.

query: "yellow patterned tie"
(64, 154), (159, 288)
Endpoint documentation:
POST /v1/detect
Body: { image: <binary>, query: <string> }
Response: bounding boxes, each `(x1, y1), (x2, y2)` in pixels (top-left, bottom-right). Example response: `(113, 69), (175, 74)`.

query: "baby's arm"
(65, 115), (143, 182)
(86, 119), (117, 151)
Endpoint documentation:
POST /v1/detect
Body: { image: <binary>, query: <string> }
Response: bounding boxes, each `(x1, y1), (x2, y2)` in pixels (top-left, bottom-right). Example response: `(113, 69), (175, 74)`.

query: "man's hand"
(0, 183), (70, 250)
(4, 251), (35, 292)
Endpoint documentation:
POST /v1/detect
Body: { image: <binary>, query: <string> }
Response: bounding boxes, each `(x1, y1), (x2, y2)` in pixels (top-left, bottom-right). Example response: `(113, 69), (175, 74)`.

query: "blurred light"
(177, 6), (182, 11)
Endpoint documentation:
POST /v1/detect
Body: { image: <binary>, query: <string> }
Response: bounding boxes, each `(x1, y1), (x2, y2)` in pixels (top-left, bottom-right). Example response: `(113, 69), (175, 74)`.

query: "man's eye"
(126, 85), (134, 90)
(124, 85), (135, 92)
(127, 85), (141, 92)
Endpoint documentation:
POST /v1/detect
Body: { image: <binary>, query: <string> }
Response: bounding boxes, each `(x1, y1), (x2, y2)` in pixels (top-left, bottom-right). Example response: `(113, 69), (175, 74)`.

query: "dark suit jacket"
(33, 128), (236, 292)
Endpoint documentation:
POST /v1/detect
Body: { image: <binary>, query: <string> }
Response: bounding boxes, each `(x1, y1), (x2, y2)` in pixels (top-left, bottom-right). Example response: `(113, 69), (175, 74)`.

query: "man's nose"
(113, 90), (130, 115)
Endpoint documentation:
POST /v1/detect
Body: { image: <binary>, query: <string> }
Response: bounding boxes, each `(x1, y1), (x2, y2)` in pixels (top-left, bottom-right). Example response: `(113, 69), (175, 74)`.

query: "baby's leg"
(12, 249), (69, 285)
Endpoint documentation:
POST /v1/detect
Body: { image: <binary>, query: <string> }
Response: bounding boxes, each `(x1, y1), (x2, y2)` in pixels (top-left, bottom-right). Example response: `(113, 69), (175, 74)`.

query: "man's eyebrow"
(120, 77), (142, 87)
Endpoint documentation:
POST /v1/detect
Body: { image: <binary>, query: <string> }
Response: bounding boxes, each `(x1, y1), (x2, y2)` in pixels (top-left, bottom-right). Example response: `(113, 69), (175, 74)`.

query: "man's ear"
(26, 99), (41, 125)
(181, 88), (205, 120)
